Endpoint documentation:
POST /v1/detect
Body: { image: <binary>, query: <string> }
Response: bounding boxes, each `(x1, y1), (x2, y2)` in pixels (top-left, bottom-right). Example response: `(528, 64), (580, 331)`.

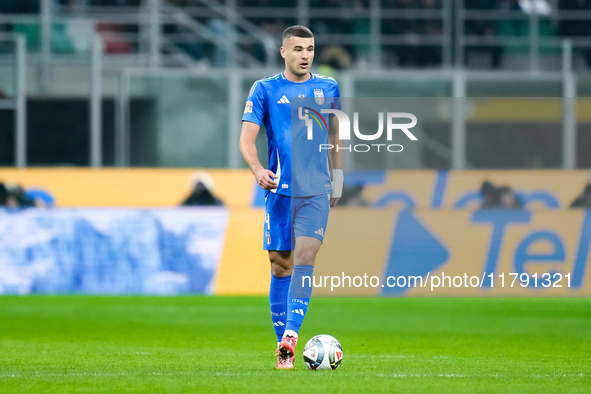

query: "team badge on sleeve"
(314, 89), (324, 105)
(244, 100), (253, 114)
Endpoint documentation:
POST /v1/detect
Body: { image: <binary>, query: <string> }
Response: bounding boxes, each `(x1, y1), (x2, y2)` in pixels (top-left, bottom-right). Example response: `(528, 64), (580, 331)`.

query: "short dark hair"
(282, 25), (314, 42)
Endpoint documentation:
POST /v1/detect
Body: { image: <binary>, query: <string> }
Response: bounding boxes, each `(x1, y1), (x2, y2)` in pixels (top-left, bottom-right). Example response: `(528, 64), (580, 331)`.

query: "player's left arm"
(328, 115), (343, 208)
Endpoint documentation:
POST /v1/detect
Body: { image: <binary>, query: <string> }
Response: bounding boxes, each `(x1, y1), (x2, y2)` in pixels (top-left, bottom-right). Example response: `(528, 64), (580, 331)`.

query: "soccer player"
(239, 25), (343, 370)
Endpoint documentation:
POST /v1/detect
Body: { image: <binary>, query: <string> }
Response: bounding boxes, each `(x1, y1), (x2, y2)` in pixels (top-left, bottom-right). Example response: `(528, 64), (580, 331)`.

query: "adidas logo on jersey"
(277, 95), (290, 104)
(315, 228), (324, 237)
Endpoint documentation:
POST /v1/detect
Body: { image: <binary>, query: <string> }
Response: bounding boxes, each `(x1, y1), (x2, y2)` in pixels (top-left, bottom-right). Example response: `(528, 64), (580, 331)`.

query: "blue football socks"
(285, 265), (314, 335)
(270, 273), (291, 342)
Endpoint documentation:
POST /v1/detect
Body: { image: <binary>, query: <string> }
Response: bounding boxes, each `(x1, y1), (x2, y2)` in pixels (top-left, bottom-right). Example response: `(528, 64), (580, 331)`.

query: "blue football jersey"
(242, 71), (341, 197)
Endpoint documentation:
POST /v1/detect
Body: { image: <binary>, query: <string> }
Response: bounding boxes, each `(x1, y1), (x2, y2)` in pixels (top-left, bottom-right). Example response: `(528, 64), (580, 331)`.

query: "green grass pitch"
(1, 296), (590, 393)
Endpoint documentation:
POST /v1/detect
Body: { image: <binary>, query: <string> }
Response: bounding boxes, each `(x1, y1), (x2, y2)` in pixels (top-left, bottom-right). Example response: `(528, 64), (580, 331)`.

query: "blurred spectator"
(10, 184), (37, 207)
(93, 1), (142, 5)
(244, 18), (283, 65)
(0, 0), (40, 13)
(464, 0), (503, 69)
(97, 23), (133, 54)
(209, 16), (238, 67)
(310, 0), (352, 36)
(241, 0), (294, 6)
(318, 44), (353, 76)
(167, 0), (198, 5)
(338, 185), (370, 207)
(0, 182), (15, 207)
(517, 0), (551, 15)
(498, 186), (522, 209)
(0, 182), (38, 208)
(58, 0), (85, 12)
(350, 0), (370, 64)
(57, 1), (140, 54)
(59, 0), (142, 6)
(0, 0), (41, 50)
(480, 180), (501, 208)
(417, 0), (442, 67)
(163, 21), (203, 61)
(382, 0), (443, 67)
(181, 171), (225, 206)
(570, 182), (591, 208)
(480, 180), (522, 209)
(558, 0), (591, 68)
(382, 0), (422, 67)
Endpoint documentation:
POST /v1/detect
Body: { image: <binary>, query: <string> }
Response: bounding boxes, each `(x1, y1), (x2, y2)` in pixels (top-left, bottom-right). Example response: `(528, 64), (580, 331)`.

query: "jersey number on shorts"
(265, 213), (270, 230)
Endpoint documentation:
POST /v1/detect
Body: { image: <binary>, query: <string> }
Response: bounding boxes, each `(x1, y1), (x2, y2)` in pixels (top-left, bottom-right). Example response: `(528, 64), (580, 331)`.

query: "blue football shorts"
(263, 192), (330, 251)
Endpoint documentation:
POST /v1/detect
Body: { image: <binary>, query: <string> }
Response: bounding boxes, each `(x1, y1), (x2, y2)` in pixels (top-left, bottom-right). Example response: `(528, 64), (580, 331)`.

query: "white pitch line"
(1, 372), (588, 379)
(376, 373), (589, 378)
(0, 371), (269, 379)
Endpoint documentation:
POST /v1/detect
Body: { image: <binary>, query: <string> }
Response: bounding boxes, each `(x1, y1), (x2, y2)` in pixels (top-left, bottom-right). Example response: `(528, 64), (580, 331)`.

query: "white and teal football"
(302, 334), (343, 370)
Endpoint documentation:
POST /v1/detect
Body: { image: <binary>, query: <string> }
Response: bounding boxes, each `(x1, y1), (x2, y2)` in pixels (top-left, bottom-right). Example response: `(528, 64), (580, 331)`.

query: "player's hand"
(330, 197), (340, 208)
(255, 168), (278, 190)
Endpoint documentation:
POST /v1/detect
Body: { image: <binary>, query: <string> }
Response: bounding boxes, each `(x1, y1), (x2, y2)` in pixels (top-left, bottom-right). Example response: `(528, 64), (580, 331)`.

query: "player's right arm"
(239, 121), (278, 190)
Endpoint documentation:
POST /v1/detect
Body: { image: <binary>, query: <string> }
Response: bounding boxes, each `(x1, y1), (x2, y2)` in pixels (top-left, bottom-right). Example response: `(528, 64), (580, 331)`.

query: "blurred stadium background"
(0, 0), (590, 295)
(1, 0), (591, 169)
(1, 2), (591, 392)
